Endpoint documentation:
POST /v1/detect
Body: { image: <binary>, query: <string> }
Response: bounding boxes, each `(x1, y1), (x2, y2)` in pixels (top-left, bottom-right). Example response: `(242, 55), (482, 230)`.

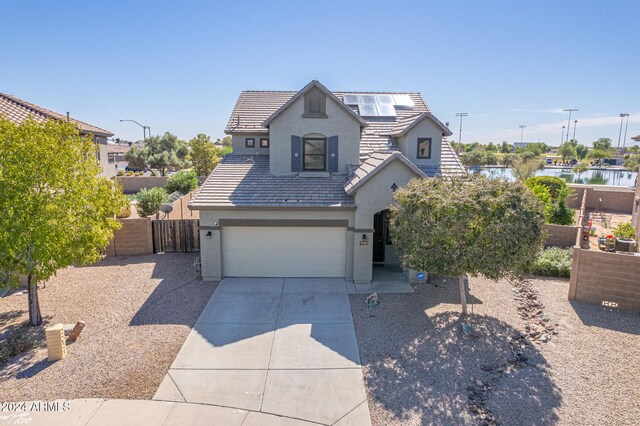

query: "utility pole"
(563, 108), (578, 143)
(455, 113), (468, 155)
(519, 125), (526, 143)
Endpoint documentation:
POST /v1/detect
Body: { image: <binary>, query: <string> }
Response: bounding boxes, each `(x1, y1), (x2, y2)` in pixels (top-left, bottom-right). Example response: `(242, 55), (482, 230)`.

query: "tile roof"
(0, 92), (113, 137)
(384, 112), (452, 137)
(344, 151), (425, 195)
(224, 90), (431, 156)
(190, 155), (355, 209)
(416, 140), (468, 178)
(262, 80), (368, 128)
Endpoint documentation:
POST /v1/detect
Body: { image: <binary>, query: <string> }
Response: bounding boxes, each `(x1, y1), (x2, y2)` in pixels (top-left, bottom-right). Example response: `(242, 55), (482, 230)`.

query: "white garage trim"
(222, 226), (347, 277)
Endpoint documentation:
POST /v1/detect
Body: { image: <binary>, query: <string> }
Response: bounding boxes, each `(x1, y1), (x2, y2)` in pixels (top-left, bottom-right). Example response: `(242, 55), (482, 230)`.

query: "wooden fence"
(152, 219), (200, 253)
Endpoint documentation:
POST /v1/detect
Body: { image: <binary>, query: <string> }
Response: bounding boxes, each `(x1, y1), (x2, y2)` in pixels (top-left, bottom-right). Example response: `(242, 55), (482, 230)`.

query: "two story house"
(190, 80), (466, 283)
(0, 92), (116, 177)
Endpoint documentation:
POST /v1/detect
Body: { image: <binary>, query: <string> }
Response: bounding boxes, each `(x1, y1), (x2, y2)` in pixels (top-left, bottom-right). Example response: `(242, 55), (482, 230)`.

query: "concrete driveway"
(154, 278), (371, 425)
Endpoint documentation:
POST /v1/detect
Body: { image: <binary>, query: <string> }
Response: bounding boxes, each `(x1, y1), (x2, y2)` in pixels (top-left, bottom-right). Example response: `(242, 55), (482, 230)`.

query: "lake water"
(471, 167), (638, 187)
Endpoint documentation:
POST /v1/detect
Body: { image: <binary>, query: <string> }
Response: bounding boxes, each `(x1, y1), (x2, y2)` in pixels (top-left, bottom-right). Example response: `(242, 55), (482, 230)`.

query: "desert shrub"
(0, 325), (39, 367)
(135, 171), (144, 176)
(166, 171), (198, 195)
(116, 203), (132, 219)
(136, 187), (168, 217)
(613, 222), (635, 239)
(116, 170), (125, 176)
(531, 247), (572, 278)
(126, 171), (134, 176)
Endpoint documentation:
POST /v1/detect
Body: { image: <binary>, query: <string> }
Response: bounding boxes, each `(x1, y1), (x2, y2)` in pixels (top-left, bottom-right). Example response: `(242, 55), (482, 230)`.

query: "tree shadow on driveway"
(351, 283), (561, 425)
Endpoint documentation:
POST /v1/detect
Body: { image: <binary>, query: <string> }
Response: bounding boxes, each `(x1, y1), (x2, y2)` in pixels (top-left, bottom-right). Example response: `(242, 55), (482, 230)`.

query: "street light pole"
(561, 126), (565, 145)
(519, 125), (526, 143)
(617, 113), (629, 149)
(563, 108), (578, 143)
(622, 114), (630, 150)
(119, 119), (150, 142)
(455, 112), (468, 155)
(572, 120), (578, 142)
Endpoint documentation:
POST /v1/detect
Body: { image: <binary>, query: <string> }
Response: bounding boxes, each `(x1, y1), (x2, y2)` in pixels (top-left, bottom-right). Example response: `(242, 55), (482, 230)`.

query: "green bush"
(166, 171), (198, 195)
(525, 176), (567, 201)
(116, 170), (125, 176)
(546, 200), (574, 225)
(136, 187), (168, 217)
(613, 222), (635, 239)
(531, 247), (573, 278)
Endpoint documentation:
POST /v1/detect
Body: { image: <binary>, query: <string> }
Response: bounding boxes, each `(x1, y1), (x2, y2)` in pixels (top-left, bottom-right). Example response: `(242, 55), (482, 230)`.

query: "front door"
(373, 211), (385, 262)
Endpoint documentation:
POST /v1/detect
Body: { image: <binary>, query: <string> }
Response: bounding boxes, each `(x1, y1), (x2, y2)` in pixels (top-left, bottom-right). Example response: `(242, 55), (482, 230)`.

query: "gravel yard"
(0, 253), (216, 401)
(351, 275), (640, 425)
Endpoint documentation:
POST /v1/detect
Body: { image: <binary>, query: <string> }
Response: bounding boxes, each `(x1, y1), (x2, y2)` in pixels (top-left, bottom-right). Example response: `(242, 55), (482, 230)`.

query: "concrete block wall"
(116, 176), (168, 194)
(105, 218), (153, 256)
(544, 224), (580, 248)
(569, 247), (640, 313)
(165, 191), (199, 220)
(567, 184), (635, 213)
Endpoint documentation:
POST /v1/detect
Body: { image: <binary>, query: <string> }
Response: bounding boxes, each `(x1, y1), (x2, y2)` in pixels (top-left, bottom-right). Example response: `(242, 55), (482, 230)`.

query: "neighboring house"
(0, 92), (116, 177)
(190, 80), (466, 282)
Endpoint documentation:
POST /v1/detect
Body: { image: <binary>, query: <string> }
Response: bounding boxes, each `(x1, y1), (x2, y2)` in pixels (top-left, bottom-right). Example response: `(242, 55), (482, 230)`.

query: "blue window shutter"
(328, 135), (339, 172)
(291, 135), (302, 172)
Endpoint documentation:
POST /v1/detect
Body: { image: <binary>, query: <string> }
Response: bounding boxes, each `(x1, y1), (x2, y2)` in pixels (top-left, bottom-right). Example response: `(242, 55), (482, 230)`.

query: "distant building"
(0, 92), (116, 177)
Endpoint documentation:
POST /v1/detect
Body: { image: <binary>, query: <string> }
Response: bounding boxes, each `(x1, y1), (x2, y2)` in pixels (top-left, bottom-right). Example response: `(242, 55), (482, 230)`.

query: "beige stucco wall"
(198, 208), (356, 281)
(352, 160), (423, 282)
(231, 134), (271, 155)
(268, 95), (362, 175)
(396, 119), (443, 167)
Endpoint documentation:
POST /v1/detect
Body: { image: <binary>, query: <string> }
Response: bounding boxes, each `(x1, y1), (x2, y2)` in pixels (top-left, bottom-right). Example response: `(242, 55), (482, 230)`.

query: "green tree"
(0, 118), (127, 326)
(136, 187), (169, 217)
(557, 143), (577, 161)
(218, 135), (232, 147)
(623, 155), (640, 172)
(500, 153), (518, 167)
(190, 133), (221, 176)
(500, 141), (512, 153)
(486, 142), (496, 152)
(125, 132), (190, 176)
(572, 162), (589, 178)
(575, 144), (589, 160)
(166, 171), (199, 195)
(586, 149), (609, 160)
(460, 149), (485, 166)
(592, 137), (612, 152)
(390, 176), (545, 314)
(510, 157), (544, 181)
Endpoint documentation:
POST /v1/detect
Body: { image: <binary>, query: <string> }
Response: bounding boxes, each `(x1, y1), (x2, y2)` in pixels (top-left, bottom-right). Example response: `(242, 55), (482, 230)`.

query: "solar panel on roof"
(375, 95), (397, 117)
(376, 102), (397, 117)
(393, 94), (414, 109)
(360, 94), (377, 104)
(358, 103), (378, 116)
(376, 94), (394, 104)
(343, 94), (360, 105)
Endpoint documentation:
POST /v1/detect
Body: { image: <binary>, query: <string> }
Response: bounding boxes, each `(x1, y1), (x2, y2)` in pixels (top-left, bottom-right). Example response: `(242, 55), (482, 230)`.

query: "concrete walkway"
(153, 277), (371, 425)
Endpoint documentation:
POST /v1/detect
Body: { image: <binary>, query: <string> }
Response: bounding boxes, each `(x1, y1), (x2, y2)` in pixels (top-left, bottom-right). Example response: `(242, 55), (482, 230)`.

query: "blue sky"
(1, 0), (638, 147)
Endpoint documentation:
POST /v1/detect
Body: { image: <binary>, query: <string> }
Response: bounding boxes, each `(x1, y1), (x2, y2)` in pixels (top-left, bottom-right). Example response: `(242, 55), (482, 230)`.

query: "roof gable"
(0, 92), (113, 137)
(385, 112), (452, 137)
(344, 151), (425, 196)
(261, 80), (368, 128)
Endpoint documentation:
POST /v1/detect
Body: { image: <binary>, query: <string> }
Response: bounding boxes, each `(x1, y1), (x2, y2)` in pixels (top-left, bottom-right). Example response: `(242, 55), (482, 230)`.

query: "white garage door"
(222, 227), (346, 277)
